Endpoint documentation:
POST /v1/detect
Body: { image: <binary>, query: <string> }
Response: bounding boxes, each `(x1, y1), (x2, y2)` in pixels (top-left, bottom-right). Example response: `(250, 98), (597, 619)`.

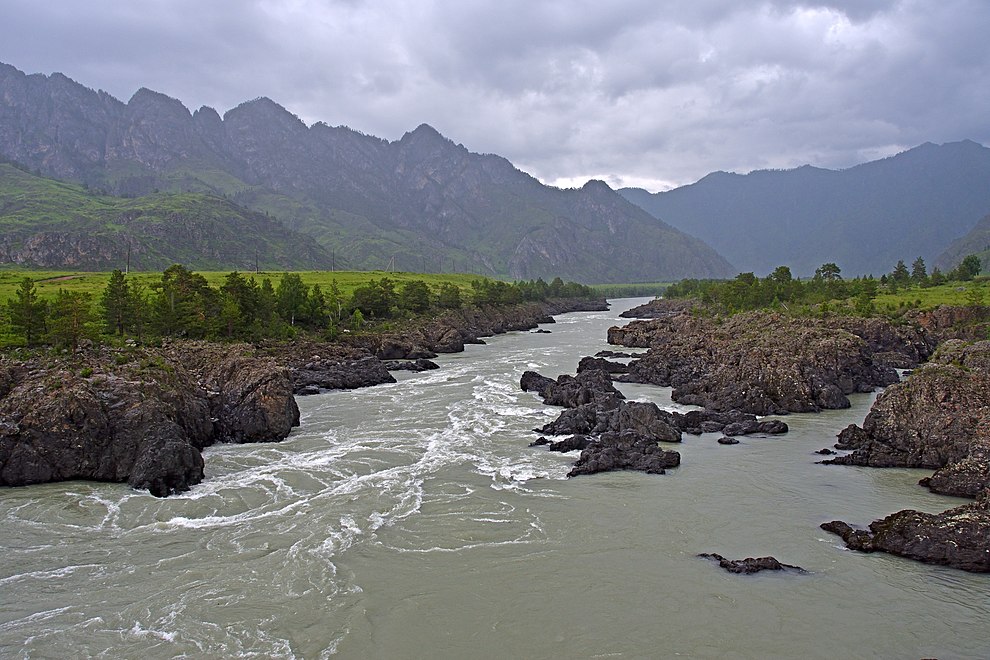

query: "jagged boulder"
(520, 368), (624, 409)
(698, 553), (806, 575)
(568, 431), (681, 477)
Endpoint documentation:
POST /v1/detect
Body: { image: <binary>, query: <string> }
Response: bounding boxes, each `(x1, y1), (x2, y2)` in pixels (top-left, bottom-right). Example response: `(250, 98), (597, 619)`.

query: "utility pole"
(255, 248), (260, 274)
(331, 249), (335, 272)
(125, 242), (130, 274)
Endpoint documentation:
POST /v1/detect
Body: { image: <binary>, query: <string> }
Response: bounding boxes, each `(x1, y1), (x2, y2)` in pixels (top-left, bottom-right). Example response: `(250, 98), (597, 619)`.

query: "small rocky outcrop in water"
(820, 339), (990, 572)
(608, 310), (902, 415)
(521, 369), (624, 409)
(522, 367), (681, 476)
(821, 493), (990, 573)
(568, 431), (681, 476)
(698, 553), (807, 575)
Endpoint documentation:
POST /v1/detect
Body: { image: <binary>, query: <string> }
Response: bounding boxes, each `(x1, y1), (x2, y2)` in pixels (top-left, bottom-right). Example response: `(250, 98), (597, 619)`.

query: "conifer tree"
(6, 277), (47, 346)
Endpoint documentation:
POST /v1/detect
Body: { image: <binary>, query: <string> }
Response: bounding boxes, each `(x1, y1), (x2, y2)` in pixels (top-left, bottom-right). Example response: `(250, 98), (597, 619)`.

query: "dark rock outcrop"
(568, 431), (681, 477)
(0, 342), (299, 496)
(698, 553), (807, 575)
(521, 369), (624, 409)
(383, 358), (440, 372)
(576, 356), (629, 374)
(825, 340), (990, 498)
(821, 494), (990, 573)
(608, 311), (900, 415)
(619, 298), (698, 319)
(821, 340), (990, 572)
(722, 419), (789, 436)
(292, 355), (395, 394)
(524, 365), (682, 476)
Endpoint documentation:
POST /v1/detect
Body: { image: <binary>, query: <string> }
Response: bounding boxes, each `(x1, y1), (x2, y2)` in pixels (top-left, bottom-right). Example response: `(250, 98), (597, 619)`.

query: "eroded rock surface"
(825, 340), (990, 498)
(0, 342), (299, 496)
(821, 493), (990, 573)
(821, 340), (990, 572)
(608, 311), (900, 415)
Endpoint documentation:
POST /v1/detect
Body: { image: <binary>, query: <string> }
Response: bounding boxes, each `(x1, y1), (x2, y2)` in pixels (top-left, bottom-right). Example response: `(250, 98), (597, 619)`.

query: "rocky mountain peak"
(127, 87), (192, 121)
(223, 97), (307, 133)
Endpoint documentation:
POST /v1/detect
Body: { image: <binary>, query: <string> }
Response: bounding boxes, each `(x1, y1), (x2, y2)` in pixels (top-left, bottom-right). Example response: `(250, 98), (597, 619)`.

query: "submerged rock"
(698, 553), (807, 575)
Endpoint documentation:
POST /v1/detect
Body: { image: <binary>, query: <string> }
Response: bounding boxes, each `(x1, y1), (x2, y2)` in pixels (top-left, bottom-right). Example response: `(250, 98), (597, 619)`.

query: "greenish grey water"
(2, 298), (988, 659)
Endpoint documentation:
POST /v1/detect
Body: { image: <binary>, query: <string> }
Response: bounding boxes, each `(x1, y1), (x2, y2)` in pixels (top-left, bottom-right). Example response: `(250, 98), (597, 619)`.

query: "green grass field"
(0, 268), (487, 303)
(873, 277), (990, 311)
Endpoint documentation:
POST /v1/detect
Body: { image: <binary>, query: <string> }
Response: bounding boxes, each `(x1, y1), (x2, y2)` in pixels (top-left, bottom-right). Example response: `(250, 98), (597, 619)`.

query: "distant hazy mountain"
(934, 213), (990, 273)
(0, 62), (733, 282)
(0, 162), (331, 270)
(621, 141), (990, 277)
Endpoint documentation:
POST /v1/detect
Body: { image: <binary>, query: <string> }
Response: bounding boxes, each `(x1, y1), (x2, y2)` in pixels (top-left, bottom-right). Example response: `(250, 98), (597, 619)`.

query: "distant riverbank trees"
(664, 255), (983, 316)
(1, 267), (596, 347)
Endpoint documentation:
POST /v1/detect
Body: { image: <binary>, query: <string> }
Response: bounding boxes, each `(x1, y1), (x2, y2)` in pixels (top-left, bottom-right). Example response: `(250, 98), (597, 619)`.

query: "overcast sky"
(1, 0), (987, 191)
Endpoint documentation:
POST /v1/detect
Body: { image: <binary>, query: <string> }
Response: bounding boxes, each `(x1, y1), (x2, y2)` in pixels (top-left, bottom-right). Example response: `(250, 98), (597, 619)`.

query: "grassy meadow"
(0, 268), (485, 303)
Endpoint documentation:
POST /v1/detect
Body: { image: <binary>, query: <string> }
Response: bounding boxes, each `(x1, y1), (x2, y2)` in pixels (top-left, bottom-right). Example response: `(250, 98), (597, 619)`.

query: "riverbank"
(609, 297), (990, 572)
(0, 297), (606, 495)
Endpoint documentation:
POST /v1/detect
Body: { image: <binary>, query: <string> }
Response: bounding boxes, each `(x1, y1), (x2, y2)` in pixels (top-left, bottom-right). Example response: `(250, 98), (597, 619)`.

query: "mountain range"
(0, 62), (732, 282)
(620, 140), (990, 277)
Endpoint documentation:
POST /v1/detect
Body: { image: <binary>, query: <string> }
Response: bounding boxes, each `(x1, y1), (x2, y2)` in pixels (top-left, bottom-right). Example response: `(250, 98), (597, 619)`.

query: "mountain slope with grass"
(0, 163), (331, 270)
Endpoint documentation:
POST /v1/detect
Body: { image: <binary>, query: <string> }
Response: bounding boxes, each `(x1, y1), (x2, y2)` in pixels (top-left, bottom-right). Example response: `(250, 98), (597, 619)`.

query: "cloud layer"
(2, 0), (987, 190)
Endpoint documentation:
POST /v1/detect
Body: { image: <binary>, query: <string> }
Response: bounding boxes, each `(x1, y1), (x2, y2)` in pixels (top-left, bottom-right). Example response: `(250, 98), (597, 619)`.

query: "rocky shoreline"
(628, 299), (990, 573)
(546, 297), (990, 572)
(819, 339), (990, 572)
(0, 297), (606, 496)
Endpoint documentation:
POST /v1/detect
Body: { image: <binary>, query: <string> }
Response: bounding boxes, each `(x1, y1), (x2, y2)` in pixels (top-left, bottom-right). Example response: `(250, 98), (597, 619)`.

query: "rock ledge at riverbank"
(0, 297), (605, 495)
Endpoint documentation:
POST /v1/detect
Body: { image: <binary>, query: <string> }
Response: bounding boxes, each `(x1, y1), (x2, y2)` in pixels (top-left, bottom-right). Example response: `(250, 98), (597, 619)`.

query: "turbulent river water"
(2, 298), (989, 659)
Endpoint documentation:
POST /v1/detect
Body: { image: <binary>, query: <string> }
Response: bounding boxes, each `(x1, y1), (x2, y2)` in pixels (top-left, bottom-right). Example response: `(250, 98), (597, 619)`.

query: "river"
(1, 298), (988, 659)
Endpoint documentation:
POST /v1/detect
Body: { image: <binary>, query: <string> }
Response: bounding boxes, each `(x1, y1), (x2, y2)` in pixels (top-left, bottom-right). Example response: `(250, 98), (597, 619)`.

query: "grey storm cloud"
(0, 0), (987, 190)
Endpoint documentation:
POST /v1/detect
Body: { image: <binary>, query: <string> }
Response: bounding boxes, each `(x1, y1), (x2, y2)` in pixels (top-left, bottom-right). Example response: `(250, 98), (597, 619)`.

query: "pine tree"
(6, 278), (47, 346)
(100, 269), (131, 336)
(47, 290), (94, 349)
(891, 260), (911, 284)
(911, 257), (928, 285)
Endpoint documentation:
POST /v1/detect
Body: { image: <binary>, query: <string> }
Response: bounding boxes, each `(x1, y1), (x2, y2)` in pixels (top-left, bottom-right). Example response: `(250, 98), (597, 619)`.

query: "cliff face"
(0, 62), (733, 282)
